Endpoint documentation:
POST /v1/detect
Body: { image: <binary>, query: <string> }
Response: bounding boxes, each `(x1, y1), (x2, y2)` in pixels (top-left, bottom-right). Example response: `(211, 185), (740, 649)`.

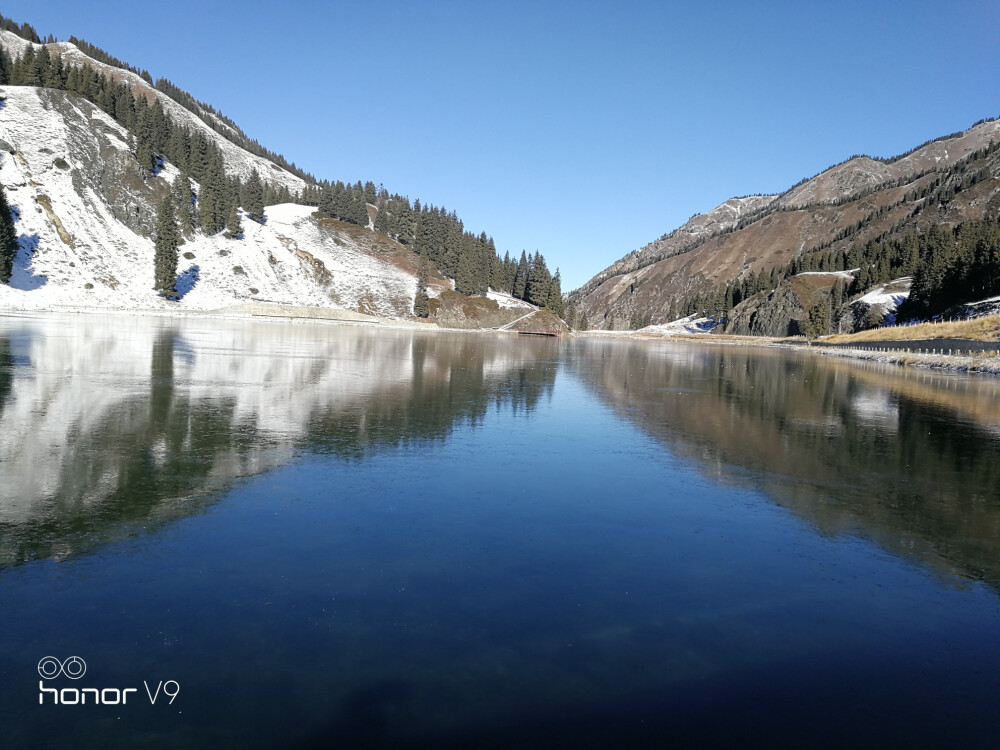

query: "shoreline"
(6, 305), (1000, 375)
(795, 343), (1000, 376)
(581, 328), (1000, 376)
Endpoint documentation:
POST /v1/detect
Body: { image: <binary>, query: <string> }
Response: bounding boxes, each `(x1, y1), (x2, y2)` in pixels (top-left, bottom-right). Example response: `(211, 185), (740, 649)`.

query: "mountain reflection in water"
(0, 314), (556, 567)
(570, 338), (1000, 592)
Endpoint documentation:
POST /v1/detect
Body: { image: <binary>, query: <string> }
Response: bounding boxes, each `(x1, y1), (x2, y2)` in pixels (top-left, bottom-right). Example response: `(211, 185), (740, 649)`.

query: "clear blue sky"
(5, 0), (999, 290)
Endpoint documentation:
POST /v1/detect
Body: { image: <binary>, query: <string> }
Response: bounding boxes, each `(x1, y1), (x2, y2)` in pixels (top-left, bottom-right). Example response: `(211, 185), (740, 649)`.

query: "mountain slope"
(0, 29), (307, 194)
(0, 21), (556, 322)
(0, 86), (419, 315)
(570, 118), (1000, 329)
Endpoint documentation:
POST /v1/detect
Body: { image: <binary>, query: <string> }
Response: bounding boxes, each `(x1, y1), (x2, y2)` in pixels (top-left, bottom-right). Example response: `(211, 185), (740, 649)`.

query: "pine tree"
(805, 302), (830, 339)
(831, 279), (846, 311)
(363, 180), (376, 206)
(545, 270), (564, 315)
(14, 46), (38, 85)
(43, 49), (65, 88)
(513, 250), (529, 299)
(198, 151), (226, 234)
(455, 243), (479, 295)
(0, 45), (12, 85)
(414, 206), (439, 259)
(374, 201), (391, 235)
(167, 126), (190, 172)
(188, 134), (211, 183)
(35, 45), (51, 86)
(413, 256), (430, 317)
(526, 251), (551, 306)
(243, 169), (265, 223)
(115, 83), (135, 127)
(224, 204), (243, 239)
(173, 172), (194, 234)
(133, 97), (155, 174)
(351, 182), (369, 226)
(19, 22), (40, 43)
(0, 183), (17, 283)
(153, 195), (179, 297)
(440, 219), (462, 277)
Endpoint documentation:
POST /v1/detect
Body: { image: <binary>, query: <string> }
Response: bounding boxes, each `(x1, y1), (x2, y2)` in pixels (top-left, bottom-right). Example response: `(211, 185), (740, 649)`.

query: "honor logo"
(37, 656), (87, 680)
(37, 656), (179, 706)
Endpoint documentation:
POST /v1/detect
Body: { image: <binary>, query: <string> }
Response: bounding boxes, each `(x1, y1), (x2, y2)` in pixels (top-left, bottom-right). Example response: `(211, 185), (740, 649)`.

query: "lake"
(1, 313), (999, 749)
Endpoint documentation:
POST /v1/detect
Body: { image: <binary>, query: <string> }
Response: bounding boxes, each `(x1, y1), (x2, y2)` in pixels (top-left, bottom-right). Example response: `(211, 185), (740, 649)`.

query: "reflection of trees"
(575, 339), (1000, 591)
(1, 328), (251, 567)
(0, 336), (12, 412)
(306, 335), (556, 456)
(0, 323), (556, 569)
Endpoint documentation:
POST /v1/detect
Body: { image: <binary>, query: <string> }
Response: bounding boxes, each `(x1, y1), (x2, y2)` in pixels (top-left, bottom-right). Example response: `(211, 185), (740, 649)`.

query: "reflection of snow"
(852, 390), (898, 431)
(0, 314), (537, 527)
(8, 234), (47, 290)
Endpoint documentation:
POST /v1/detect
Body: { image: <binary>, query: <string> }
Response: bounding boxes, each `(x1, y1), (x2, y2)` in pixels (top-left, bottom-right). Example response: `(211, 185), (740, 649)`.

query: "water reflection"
(2, 317), (1000, 748)
(4, 315), (1000, 592)
(0, 314), (556, 568)
(571, 338), (1000, 591)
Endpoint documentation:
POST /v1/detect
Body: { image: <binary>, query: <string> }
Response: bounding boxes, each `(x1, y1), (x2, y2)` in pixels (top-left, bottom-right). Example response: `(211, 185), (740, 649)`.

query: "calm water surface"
(1, 313), (999, 749)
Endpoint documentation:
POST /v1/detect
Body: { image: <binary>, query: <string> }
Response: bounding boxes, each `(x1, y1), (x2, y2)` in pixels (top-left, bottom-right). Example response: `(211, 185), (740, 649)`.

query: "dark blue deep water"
(1, 314), (999, 749)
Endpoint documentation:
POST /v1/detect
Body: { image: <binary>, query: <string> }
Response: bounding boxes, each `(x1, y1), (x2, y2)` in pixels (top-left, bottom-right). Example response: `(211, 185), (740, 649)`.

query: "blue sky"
(5, 1), (999, 289)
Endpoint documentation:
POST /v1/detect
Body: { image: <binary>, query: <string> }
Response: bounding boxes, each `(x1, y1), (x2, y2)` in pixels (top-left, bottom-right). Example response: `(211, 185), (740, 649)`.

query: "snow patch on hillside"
(640, 314), (716, 336)
(796, 269), (858, 280)
(857, 278), (911, 307)
(487, 289), (533, 310)
(0, 87), (417, 318)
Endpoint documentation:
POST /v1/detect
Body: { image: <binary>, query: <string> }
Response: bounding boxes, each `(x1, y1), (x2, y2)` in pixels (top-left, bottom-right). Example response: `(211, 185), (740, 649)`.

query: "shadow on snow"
(9, 234), (47, 291)
(175, 264), (199, 299)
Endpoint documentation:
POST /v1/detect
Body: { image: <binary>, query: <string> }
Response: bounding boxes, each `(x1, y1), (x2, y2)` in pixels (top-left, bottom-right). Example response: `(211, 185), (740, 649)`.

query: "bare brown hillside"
(570, 118), (1000, 330)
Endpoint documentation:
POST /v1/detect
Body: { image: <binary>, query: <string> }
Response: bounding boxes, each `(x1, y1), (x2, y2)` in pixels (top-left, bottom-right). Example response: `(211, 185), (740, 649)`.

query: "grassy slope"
(823, 315), (1000, 344)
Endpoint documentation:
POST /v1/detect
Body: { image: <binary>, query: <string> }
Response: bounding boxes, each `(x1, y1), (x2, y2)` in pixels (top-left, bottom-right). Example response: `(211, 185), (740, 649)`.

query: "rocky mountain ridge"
(570, 117), (1000, 330)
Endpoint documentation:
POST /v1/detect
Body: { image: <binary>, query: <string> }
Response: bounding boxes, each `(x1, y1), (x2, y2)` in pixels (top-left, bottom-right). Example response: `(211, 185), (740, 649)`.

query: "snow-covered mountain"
(0, 29), (426, 318)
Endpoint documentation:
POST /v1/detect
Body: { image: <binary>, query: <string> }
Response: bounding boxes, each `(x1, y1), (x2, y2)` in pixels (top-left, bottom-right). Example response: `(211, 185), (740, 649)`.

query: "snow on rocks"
(857, 277), (911, 308)
(639, 314), (717, 336)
